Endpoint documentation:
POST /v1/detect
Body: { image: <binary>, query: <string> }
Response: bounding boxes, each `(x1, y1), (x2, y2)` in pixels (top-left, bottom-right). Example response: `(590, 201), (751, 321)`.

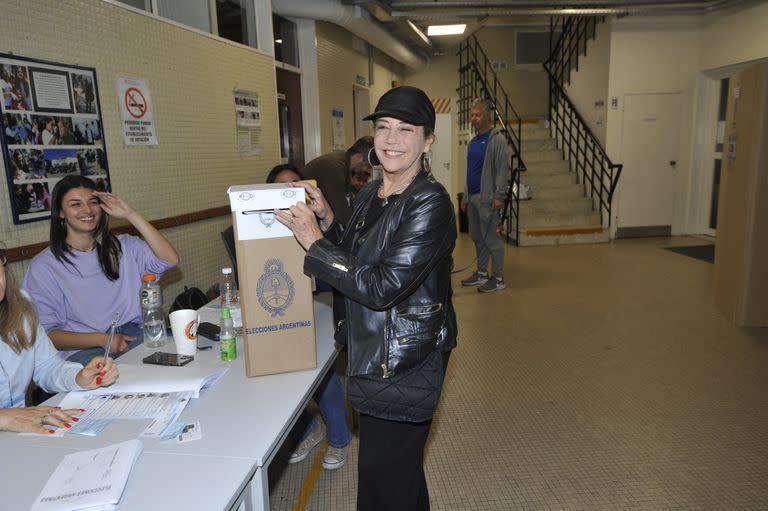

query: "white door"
(432, 113), (452, 197)
(617, 93), (681, 231)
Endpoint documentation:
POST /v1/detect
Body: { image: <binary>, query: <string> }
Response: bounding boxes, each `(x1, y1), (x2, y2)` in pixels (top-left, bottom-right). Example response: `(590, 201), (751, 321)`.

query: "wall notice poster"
(331, 108), (345, 150)
(117, 76), (157, 146)
(235, 90), (261, 156)
(0, 53), (111, 224)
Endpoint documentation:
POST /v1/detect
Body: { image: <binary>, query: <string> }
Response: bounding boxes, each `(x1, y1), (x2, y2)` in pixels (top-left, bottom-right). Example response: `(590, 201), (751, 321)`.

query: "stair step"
(522, 138), (557, 152)
(520, 211), (602, 229)
(524, 160), (570, 173)
(523, 149), (563, 162)
(520, 197), (594, 215)
(523, 171), (575, 188)
(518, 226), (610, 246)
(522, 118), (546, 127)
(521, 126), (551, 140)
(529, 185), (583, 200)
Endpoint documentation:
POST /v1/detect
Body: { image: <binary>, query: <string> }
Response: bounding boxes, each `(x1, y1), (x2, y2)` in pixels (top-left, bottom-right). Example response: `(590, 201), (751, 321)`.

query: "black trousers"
(357, 413), (433, 511)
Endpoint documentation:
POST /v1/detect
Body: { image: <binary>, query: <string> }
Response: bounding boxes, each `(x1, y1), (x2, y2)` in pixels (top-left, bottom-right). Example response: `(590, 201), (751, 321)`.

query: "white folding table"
(0, 294), (338, 510)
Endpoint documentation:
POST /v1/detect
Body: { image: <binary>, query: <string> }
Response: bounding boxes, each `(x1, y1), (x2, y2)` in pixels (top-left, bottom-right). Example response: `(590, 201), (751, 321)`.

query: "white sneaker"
(288, 422), (324, 464)
(322, 445), (348, 470)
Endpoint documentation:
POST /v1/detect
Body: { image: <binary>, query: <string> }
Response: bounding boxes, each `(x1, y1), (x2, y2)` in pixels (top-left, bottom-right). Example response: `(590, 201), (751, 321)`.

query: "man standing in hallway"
(460, 98), (509, 293)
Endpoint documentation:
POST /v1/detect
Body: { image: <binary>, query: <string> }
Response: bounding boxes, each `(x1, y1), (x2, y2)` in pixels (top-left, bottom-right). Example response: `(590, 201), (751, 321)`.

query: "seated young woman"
(0, 247), (118, 434)
(23, 175), (179, 365)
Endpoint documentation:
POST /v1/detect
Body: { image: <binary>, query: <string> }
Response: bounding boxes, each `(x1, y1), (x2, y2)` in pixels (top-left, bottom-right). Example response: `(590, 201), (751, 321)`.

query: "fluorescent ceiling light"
(427, 24), (466, 36)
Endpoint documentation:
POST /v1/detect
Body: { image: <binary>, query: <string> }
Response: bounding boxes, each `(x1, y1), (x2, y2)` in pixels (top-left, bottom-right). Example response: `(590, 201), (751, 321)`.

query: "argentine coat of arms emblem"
(256, 258), (294, 317)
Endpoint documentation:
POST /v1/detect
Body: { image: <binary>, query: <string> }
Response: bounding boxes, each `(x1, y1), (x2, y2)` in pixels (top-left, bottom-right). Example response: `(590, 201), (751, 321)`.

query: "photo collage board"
(1, 53), (111, 224)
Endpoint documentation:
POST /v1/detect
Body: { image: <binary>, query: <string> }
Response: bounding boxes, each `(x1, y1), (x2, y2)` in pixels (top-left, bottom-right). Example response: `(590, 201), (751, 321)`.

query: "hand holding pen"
(103, 312), (120, 367)
(77, 356), (119, 390)
(102, 312), (135, 354)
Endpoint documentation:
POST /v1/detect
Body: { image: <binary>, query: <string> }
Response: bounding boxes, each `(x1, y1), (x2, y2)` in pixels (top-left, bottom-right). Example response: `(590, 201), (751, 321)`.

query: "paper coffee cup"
(169, 309), (198, 357)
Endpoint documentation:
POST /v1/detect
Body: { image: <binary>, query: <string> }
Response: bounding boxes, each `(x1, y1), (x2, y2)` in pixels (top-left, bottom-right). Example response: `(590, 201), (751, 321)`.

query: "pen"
(241, 208), (289, 215)
(103, 312), (120, 367)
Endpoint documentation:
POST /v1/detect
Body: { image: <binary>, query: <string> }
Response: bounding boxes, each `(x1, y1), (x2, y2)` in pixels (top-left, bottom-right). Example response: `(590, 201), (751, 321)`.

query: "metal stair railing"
(548, 16), (598, 90)
(457, 35), (526, 245)
(544, 16), (622, 227)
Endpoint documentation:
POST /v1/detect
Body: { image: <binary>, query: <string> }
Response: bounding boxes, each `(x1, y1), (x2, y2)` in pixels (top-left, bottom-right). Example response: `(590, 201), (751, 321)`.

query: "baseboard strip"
(525, 226), (605, 236)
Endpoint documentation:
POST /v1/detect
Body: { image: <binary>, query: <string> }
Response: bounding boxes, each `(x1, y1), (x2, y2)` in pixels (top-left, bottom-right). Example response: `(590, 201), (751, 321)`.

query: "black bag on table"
(169, 286), (208, 313)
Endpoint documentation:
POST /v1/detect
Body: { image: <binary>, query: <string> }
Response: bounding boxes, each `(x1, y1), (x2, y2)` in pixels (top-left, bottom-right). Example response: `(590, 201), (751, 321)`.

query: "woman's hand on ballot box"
(275, 181), (335, 251)
(289, 181), (335, 232)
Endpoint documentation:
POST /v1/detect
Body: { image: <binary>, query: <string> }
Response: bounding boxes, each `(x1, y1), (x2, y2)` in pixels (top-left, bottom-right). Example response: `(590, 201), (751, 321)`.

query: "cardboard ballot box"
(227, 184), (317, 377)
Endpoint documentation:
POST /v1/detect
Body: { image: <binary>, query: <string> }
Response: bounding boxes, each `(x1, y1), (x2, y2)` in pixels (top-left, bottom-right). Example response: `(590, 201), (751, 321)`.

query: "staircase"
(518, 122), (610, 246)
(456, 17), (621, 247)
(536, 15), (622, 245)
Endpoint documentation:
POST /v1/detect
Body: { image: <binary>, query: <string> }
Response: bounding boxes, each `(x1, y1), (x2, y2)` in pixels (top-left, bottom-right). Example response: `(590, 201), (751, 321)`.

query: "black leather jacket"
(304, 171), (457, 379)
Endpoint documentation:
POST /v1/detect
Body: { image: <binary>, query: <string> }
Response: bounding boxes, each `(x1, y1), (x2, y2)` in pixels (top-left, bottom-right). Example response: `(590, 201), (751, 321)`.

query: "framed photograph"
(1, 53), (111, 224)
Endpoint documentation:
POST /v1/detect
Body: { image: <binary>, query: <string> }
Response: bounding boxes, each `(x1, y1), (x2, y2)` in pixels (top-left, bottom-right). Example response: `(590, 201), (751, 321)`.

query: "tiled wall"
(0, 0), (279, 304)
(315, 21), (403, 154)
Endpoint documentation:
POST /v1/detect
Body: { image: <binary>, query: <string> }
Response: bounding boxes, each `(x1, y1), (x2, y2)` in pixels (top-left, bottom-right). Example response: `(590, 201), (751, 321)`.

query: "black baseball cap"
(363, 86), (435, 131)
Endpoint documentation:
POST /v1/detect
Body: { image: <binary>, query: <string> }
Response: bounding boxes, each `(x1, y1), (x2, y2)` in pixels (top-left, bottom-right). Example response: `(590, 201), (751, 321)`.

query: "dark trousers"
(357, 413), (433, 511)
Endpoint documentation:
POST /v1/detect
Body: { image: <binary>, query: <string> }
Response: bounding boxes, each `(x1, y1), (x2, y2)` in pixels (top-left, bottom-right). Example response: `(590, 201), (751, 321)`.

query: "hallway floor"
(269, 235), (768, 510)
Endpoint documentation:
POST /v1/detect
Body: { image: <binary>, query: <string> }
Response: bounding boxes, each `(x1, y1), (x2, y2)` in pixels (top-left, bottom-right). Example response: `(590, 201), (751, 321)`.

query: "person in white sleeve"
(0, 246), (118, 434)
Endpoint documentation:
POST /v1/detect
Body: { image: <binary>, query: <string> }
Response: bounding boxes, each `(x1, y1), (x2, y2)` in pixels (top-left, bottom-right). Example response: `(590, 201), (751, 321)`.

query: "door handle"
(669, 161), (677, 167)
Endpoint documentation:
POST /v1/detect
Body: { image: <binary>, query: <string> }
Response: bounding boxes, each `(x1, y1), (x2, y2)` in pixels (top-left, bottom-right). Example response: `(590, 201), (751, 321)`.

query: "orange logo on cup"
(185, 320), (198, 340)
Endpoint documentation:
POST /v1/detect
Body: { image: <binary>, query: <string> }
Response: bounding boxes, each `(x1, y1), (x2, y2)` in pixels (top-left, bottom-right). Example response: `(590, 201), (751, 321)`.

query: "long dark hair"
(50, 175), (122, 280)
(266, 163), (303, 184)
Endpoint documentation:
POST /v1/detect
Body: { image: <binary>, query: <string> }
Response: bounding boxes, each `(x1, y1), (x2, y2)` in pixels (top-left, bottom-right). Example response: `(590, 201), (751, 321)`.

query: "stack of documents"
(53, 365), (229, 438)
(57, 390), (194, 438)
(87, 364), (228, 398)
(31, 439), (143, 511)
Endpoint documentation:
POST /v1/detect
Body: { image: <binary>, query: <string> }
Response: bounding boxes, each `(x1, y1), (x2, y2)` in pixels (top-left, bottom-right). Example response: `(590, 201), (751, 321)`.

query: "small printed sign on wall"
(116, 76), (157, 146)
(235, 89), (261, 156)
(332, 108), (345, 151)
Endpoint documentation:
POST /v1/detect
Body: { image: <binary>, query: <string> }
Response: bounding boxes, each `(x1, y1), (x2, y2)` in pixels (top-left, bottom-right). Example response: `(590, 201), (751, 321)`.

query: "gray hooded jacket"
(464, 127), (510, 204)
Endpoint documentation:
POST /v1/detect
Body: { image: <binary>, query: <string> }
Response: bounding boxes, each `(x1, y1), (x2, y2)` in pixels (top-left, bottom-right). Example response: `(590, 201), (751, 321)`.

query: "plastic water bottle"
(140, 274), (165, 348)
(220, 267), (235, 308)
(219, 307), (236, 361)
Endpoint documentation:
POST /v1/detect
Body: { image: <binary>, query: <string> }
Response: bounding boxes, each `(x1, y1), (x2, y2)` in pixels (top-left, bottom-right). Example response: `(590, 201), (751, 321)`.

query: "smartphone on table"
(142, 352), (194, 366)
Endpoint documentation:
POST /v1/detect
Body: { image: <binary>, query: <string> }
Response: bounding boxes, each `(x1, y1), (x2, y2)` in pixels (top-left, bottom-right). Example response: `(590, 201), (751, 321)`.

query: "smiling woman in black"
(277, 86), (457, 511)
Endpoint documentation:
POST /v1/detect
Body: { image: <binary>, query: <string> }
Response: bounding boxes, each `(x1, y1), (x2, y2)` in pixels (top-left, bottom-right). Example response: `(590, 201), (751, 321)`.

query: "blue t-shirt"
(467, 129), (492, 195)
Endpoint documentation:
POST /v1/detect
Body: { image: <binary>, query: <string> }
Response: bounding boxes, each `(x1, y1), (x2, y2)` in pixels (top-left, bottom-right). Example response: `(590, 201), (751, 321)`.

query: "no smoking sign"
(124, 87), (147, 119)
(117, 76), (157, 145)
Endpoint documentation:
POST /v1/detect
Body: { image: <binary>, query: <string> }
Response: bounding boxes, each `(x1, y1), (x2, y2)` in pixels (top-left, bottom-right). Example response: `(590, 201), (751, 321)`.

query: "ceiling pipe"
(272, 0), (427, 70)
(387, 0), (743, 15)
(389, 0), (736, 8)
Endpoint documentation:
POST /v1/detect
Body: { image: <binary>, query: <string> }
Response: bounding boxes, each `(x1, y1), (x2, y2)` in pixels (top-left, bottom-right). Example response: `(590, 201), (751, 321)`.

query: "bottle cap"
(222, 268), (233, 275)
(220, 307), (232, 319)
(142, 274), (157, 282)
